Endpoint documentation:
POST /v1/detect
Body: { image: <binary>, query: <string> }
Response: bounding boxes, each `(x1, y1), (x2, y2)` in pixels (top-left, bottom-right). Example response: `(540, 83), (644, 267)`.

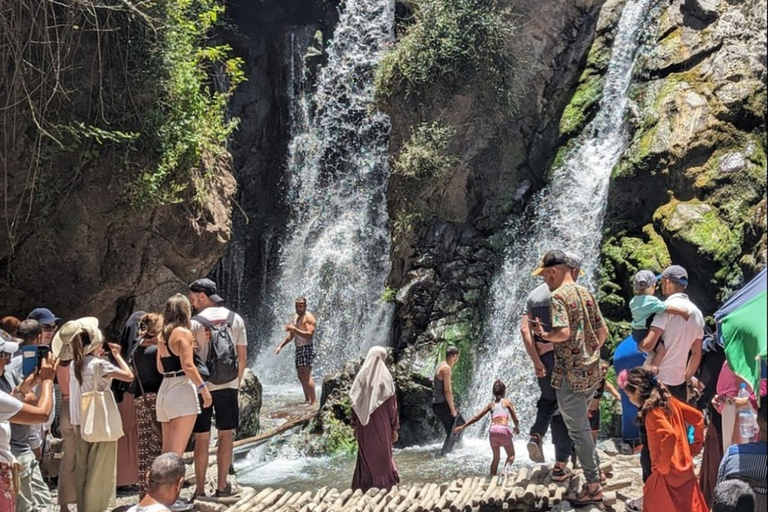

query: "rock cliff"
(598, 0), (767, 321)
(379, 0), (609, 372)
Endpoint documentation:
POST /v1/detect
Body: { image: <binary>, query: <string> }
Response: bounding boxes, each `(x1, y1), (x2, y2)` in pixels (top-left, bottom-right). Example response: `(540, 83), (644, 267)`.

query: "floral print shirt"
(549, 283), (606, 391)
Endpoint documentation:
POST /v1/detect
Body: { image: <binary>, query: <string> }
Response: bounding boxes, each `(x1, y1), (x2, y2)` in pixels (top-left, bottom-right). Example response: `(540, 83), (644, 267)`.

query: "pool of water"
(236, 384), (556, 492)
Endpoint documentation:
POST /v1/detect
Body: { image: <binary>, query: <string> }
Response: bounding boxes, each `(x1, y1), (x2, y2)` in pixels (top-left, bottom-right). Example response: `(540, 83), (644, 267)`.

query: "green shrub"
(393, 122), (457, 180)
(375, 0), (515, 109)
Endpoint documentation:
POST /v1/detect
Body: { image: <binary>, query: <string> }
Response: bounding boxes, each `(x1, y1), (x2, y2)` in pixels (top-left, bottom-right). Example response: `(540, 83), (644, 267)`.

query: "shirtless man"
(275, 297), (317, 405)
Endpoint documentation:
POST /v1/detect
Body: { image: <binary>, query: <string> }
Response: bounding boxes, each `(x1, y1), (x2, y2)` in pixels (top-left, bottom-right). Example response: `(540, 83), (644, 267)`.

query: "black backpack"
(193, 311), (238, 385)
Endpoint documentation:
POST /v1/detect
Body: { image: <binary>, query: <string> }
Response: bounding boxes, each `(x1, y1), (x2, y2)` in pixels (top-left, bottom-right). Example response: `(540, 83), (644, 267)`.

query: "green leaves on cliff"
(375, 0), (515, 109)
(131, 0), (245, 206)
(393, 122), (457, 180)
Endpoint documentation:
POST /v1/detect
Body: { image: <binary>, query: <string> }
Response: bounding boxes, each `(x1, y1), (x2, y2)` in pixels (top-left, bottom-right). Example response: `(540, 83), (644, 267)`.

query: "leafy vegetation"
(0, 0), (244, 219)
(393, 122), (457, 180)
(375, 0), (516, 110)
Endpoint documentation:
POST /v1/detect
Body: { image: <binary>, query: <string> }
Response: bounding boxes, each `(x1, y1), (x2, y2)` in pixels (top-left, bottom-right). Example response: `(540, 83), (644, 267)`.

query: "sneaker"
(169, 499), (194, 512)
(527, 436), (544, 463)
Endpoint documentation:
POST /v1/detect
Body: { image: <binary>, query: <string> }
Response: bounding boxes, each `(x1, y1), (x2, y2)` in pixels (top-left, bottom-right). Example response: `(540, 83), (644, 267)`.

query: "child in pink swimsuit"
(455, 379), (520, 476)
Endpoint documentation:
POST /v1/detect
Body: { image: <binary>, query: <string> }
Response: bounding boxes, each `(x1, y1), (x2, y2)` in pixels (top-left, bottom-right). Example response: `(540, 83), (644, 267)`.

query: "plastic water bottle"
(737, 383), (755, 442)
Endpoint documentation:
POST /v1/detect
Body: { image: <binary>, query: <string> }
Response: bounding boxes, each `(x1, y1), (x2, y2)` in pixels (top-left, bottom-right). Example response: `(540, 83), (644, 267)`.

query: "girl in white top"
(0, 333), (57, 512)
(64, 318), (133, 512)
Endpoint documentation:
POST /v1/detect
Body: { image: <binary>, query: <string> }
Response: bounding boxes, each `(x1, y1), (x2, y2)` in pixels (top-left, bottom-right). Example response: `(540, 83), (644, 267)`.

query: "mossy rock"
(654, 198), (742, 283)
(559, 71), (605, 139)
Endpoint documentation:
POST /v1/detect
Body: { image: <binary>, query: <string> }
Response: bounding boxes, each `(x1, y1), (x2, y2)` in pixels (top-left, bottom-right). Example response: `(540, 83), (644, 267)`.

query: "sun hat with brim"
(0, 330), (20, 355)
(52, 317), (103, 361)
(531, 249), (569, 276)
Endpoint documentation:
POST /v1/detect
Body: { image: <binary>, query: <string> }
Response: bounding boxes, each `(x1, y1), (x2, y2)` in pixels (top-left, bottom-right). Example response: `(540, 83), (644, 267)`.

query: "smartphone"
(21, 345), (50, 377)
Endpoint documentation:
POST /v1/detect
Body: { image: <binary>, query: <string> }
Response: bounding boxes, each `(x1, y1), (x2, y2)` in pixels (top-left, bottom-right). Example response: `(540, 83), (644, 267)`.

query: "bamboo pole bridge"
(221, 462), (633, 512)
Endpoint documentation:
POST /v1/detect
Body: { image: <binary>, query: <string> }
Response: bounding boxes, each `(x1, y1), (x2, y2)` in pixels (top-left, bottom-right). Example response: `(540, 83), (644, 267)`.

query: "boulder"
(236, 368), (263, 440)
(684, 0), (720, 21)
(316, 352), (442, 447)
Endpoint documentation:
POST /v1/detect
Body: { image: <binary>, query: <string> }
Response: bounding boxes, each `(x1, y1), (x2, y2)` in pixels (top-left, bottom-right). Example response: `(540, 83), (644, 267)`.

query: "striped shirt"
(718, 441), (768, 493)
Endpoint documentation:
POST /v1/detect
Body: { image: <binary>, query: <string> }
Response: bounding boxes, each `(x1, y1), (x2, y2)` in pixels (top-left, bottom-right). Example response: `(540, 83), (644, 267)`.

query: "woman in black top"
(133, 313), (165, 498)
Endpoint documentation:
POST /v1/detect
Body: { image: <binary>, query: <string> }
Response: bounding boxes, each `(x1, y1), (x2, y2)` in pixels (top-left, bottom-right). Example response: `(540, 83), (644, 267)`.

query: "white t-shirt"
(191, 306), (247, 392)
(69, 355), (117, 426)
(651, 293), (704, 386)
(0, 391), (23, 464)
(128, 503), (171, 512)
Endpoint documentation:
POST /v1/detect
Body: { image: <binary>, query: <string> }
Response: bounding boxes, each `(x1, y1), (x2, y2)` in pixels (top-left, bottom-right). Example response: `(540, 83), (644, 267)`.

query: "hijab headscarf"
(349, 346), (396, 426)
(112, 310), (146, 402)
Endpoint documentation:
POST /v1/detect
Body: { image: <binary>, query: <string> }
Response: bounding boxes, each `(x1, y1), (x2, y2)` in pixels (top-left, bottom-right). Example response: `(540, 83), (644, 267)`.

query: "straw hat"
(52, 317), (103, 361)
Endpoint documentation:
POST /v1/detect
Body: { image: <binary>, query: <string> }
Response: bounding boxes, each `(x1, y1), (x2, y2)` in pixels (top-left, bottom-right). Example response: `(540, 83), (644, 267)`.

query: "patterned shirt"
(549, 283), (606, 391)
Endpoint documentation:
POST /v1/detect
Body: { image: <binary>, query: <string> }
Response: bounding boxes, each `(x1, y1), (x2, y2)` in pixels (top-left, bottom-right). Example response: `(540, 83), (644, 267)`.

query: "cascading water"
(255, 0), (395, 384)
(468, 0), (654, 430)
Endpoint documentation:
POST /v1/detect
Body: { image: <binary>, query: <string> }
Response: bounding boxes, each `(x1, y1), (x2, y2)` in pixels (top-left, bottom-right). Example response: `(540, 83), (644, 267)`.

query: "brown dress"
(351, 395), (400, 492)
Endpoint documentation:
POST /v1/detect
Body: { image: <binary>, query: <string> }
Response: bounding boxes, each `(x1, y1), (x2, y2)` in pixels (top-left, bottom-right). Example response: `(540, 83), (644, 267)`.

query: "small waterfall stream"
(255, 0), (395, 384)
(468, 0), (654, 431)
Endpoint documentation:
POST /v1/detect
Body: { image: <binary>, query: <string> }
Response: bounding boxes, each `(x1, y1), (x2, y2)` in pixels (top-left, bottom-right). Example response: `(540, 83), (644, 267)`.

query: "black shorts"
(193, 388), (240, 433)
(295, 344), (316, 368)
(589, 408), (600, 431)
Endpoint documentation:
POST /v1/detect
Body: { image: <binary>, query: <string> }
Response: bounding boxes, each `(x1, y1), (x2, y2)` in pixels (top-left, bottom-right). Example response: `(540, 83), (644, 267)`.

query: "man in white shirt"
(635, 264), (704, 494)
(188, 279), (247, 499)
(640, 265), (705, 399)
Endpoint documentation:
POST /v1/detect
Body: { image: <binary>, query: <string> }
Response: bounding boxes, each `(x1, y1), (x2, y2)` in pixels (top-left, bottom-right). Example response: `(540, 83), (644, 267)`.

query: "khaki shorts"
(156, 376), (200, 422)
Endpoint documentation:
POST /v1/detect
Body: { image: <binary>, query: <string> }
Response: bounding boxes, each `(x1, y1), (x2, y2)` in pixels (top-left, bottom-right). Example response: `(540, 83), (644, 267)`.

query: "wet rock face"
(386, 0), (608, 370)
(317, 355), (442, 447)
(237, 369), (263, 440)
(600, 0), (767, 314)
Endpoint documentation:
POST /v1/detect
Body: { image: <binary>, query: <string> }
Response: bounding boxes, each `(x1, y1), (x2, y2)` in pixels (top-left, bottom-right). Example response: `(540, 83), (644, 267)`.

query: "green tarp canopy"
(717, 269), (767, 402)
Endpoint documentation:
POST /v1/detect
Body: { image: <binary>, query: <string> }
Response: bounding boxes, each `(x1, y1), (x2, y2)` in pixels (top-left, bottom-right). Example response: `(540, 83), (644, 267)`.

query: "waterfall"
(468, 0), (654, 430)
(255, 0), (395, 384)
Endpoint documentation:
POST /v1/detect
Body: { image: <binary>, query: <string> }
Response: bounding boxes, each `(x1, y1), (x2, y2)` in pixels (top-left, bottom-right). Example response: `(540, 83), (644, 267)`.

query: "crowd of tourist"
(0, 278), (247, 512)
(1, 248), (765, 512)
(350, 249), (765, 512)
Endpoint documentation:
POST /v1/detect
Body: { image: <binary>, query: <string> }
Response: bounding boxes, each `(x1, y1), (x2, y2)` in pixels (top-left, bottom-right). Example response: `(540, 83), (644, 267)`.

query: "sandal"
(215, 484), (242, 498)
(568, 483), (603, 506)
(551, 466), (572, 482)
(527, 435), (545, 463)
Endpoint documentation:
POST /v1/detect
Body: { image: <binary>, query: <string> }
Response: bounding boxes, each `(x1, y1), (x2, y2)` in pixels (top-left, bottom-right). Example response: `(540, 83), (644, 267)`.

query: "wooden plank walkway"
(221, 462), (632, 512)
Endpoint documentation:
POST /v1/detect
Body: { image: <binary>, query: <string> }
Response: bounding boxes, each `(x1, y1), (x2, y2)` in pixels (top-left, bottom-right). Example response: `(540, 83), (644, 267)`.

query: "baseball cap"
(661, 265), (689, 287)
(0, 329), (20, 355)
(27, 307), (61, 325)
(189, 278), (224, 303)
(564, 252), (586, 276)
(633, 270), (657, 292)
(532, 250), (569, 276)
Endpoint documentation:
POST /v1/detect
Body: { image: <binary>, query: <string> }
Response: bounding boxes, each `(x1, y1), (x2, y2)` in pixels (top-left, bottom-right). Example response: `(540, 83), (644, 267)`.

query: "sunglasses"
(42, 324), (58, 332)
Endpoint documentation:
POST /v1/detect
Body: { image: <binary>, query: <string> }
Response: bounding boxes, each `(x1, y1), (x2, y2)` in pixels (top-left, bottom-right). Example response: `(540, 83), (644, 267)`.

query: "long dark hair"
(162, 294), (191, 345)
(622, 367), (671, 420)
(72, 332), (90, 385)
